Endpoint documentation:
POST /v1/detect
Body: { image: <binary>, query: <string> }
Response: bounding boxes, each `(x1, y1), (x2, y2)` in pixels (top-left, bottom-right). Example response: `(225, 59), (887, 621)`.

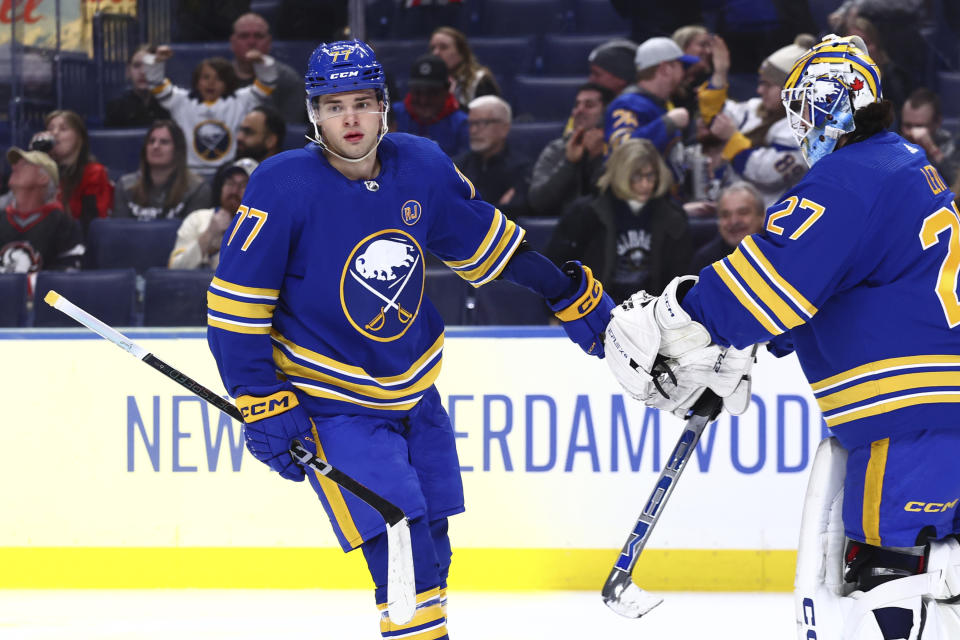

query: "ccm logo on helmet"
(330, 71), (360, 80)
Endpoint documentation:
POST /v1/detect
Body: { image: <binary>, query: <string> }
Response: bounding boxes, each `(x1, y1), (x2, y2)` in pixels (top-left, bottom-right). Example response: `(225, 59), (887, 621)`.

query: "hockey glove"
(237, 390), (313, 482)
(548, 261), (615, 358)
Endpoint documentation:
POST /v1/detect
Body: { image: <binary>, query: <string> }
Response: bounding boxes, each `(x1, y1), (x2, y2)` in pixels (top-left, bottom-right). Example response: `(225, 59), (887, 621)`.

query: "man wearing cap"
(587, 39), (638, 96)
(605, 36), (697, 161)
(168, 157), (257, 269)
(697, 34), (812, 208)
(391, 54), (469, 158)
(0, 147), (83, 274)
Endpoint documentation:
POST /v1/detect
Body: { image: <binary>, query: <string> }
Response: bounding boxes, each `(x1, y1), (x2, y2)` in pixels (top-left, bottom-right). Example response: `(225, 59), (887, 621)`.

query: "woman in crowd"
(429, 26), (501, 107)
(113, 120), (212, 221)
(545, 139), (691, 302)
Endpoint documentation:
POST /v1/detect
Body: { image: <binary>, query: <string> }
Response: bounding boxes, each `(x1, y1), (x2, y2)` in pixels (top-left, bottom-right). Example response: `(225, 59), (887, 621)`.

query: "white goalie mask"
(780, 34), (882, 167)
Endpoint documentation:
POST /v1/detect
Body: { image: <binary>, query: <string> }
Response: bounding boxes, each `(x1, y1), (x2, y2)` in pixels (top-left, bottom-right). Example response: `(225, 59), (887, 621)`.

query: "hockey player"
(206, 41), (613, 640)
(604, 35), (960, 638)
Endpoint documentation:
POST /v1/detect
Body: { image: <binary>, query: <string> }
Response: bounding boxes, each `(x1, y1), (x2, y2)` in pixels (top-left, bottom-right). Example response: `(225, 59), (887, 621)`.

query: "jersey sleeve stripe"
(210, 277), (280, 300)
(741, 237), (817, 317)
(253, 78), (275, 96)
(470, 224), (526, 287)
(443, 213), (504, 270)
(207, 292), (276, 319)
(207, 315), (273, 334)
(713, 259), (785, 335)
(151, 79), (171, 97)
(309, 421), (364, 549)
(454, 217), (524, 285)
(727, 248), (806, 329)
(810, 355), (960, 392)
(816, 370), (960, 413)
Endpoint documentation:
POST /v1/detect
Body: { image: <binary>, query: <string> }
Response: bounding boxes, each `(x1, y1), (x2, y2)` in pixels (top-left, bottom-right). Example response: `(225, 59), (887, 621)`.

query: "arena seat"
(571, 0), (629, 34)
(473, 279), (550, 325)
(0, 273), (28, 327)
(143, 267), (214, 326)
(938, 72), (960, 119)
(540, 34), (612, 76)
(689, 216), (719, 252)
(88, 128), (147, 181)
(507, 121), (565, 160)
(369, 39), (426, 85)
(512, 75), (584, 121)
(516, 216), (559, 253)
(424, 267), (473, 326)
(268, 40), (317, 74)
(478, 0), (570, 37)
(85, 218), (182, 272)
(33, 269), (137, 328)
(470, 36), (537, 78)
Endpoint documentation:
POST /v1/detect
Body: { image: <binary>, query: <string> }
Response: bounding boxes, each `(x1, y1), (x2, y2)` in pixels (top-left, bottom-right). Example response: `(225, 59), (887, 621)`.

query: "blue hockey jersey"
(207, 133), (525, 417)
(682, 131), (960, 448)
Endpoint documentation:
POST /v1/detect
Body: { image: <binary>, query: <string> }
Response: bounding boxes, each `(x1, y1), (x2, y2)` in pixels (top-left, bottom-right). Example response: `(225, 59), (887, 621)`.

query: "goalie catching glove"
(237, 390), (314, 482)
(605, 275), (754, 417)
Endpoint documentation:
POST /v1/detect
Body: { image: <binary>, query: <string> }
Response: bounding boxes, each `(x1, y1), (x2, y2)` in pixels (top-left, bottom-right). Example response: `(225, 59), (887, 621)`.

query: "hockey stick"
(602, 389), (724, 618)
(42, 290), (416, 624)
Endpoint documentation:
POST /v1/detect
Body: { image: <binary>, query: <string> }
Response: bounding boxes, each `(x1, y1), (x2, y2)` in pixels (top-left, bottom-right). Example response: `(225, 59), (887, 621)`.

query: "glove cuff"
(237, 390), (299, 423)
(552, 263), (606, 321)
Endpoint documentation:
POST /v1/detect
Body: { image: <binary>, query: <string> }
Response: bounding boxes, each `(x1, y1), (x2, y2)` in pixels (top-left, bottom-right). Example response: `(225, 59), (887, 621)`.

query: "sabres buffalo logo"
(193, 119), (232, 162)
(340, 230), (424, 342)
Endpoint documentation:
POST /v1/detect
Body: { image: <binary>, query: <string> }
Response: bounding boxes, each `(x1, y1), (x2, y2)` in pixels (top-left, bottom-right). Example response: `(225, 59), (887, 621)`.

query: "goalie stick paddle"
(43, 290), (416, 625)
(601, 389), (724, 618)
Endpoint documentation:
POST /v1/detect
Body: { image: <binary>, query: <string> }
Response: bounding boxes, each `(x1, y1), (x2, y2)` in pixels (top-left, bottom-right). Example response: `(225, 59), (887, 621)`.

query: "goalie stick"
(602, 388), (724, 618)
(43, 290), (416, 625)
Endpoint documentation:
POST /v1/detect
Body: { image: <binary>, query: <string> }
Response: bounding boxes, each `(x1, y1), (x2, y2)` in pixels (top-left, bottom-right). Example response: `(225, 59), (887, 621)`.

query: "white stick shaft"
(43, 291), (148, 359)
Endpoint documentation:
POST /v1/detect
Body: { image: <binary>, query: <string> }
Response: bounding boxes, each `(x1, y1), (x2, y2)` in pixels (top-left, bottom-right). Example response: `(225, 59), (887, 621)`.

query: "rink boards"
(0, 327), (823, 591)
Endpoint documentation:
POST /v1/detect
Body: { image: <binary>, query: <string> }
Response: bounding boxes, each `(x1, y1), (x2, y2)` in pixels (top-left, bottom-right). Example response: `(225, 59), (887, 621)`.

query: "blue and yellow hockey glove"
(237, 390), (313, 482)
(548, 261), (615, 358)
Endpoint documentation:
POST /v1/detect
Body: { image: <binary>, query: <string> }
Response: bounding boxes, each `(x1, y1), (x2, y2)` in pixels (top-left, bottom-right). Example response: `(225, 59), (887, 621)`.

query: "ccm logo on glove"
(238, 390), (298, 421)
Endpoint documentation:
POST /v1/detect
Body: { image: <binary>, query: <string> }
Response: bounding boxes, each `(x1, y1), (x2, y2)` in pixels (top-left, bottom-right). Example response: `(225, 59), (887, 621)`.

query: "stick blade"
(603, 580), (663, 618)
(385, 518), (416, 625)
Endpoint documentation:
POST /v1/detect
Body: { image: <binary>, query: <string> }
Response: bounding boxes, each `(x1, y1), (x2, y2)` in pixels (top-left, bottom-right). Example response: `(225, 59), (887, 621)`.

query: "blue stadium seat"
(166, 42), (232, 87)
(572, 0), (629, 34)
(269, 40), (317, 75)
(473, 279), (550, 325)
(689, 216), (719, 252)
(85, 218), (182, 272)
(516, 216), (559, 253)
(508, 121), (565, 160)
(512, 75), (583, 120)
(143, 267), (214, 326)
(938, 72), (960, 119)
(540, 34), (611, 76)
(88, 128), (147, 181)
(0, 273), (28, 327)
(470, 36), (537, 79)
(943, 117), (960, 139)
(370, 40), (426, 87)
(479, 0), (571, 36)
(424, 267), (472, 325)
(33, 269), (137, 328)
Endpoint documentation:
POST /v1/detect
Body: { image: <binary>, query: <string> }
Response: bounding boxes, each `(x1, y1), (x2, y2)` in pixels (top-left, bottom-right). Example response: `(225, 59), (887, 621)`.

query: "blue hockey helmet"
(304, 40), (386, 99)
(781, 34), (882, 167)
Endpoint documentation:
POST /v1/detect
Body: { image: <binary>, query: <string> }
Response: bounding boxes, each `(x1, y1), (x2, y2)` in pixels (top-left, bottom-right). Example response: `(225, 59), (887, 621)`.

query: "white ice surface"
(0, 590), (794, 639)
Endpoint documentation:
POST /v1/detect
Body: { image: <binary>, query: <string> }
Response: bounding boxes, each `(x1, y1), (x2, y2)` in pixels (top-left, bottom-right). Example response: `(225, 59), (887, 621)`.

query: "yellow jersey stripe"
(728, 249), (805, 329)
(444, 213), (504, 270)
(272, 331), (444, 385)
(378, 587), (441, 611)
(862, 438), (888, 546)
(810, 355), (960, 392)
(274, 348), (442, 401)
(817, 371), (960, 412)
(824, 391), (960, 427)
(741, 237), (817, 318)
(253, 78), (274, 95)
(207, 316), (272, 334)
(210, 277), (279, 300)
(207, 292), (275, 319)
(714, 260), (784, 335)
(471, 224), (525, 287)
(459, 218), (522, 284)
(291, 381), (423, 410)
(310, 422), (363, 548)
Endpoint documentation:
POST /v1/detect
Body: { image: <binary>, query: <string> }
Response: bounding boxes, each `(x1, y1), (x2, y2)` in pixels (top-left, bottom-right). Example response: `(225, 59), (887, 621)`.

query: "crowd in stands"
(2, 0), (959, 327)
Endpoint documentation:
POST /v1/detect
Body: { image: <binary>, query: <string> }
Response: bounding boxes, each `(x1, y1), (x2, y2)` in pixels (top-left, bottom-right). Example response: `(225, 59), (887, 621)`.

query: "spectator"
(545, 138), (691, 302)
(673, 25), (714, 92)
(392, 54), (469, 157)
(144, 46), (276, 176)
(0, 147), (82, 273)
(587, 39), (638, 96)
(429, 26), (501, 108)
(105, 45), (172, 128)
(113, 120), (213, 221)
(455, 95), (532, 218)
(168, 158), (257, 269)
(236, 105), (287, 161)
(680, 114), (737, 211)
(528, 83), (614, 217)
(605, 36), (696, 178)
(229, 12), (307, 124)
(688, 181), (765, 273)
(35, 110), (114, 229)
(900, 88), (960, 185)
(698, 35), (810, 208)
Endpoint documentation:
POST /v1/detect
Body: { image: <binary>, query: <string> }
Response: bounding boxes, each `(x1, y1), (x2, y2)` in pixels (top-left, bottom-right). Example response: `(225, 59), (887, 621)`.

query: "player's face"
(46, 115), (80, 162)
(316, 90), (383, 160)
(196, 64), (227, 102)
(219, 172), (249, 214)
(230, 15), (270, 59)
(629, 164), (657, 202)
(571, 89), (605, 130)
(757, 78), (783, 113)
(717, 189), (764, 246)
(145, 126), (176, 169)
(429, 32), (462, 70)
